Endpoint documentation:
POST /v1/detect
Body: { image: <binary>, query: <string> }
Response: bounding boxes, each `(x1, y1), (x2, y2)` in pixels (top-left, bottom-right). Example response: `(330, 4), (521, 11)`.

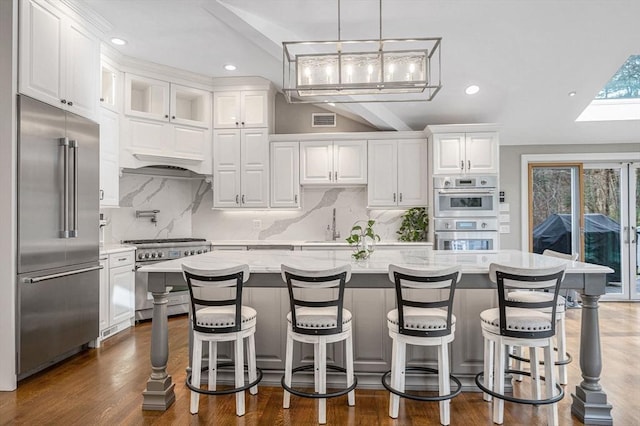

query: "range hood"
(121, 165), (209, 179)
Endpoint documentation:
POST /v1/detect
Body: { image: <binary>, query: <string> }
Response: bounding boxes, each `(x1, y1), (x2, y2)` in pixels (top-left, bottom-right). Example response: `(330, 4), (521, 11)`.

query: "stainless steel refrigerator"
(17, 95), (100, 379)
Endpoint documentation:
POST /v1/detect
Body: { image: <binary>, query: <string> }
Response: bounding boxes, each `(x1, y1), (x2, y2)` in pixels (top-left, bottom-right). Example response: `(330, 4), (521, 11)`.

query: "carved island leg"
(142, 289), (176, 410)
(571, 293), (612, 425)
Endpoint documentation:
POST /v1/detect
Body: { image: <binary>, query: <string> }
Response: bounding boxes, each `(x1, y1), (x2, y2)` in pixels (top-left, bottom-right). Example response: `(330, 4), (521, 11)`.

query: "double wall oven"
(434, 176), (499, 251)
(123, 238), (210, 321)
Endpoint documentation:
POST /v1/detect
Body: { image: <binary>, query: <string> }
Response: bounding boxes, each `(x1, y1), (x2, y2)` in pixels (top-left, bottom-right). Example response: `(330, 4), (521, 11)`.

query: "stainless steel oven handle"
(437, 189), (496, 195)
(23, 265), (103, 283)
(59, 137), (69, 238)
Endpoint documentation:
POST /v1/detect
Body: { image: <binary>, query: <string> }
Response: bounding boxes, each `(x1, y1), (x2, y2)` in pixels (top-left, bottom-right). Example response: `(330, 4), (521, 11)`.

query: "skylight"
(576, 55), (640, 122)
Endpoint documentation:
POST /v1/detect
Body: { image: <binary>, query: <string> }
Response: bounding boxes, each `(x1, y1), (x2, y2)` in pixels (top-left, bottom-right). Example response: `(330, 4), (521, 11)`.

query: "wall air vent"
(312, 113), (336, 127)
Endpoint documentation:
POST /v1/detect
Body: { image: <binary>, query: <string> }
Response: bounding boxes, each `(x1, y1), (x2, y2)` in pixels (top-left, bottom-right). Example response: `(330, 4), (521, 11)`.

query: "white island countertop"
(138, 248), (612, 275)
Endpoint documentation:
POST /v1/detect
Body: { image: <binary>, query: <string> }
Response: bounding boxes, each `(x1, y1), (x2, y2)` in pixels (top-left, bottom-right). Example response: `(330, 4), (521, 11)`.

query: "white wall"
(0, 0), (18, 391)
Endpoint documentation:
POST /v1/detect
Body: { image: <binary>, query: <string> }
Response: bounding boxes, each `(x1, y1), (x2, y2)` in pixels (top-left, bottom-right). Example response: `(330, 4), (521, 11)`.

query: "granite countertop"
(100, 244), (136, 256)
(138, 248), (612, 275)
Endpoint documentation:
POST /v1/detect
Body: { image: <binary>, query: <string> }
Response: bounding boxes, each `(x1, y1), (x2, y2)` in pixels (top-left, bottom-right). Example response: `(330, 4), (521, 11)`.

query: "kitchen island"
(138, 248), (613, 425)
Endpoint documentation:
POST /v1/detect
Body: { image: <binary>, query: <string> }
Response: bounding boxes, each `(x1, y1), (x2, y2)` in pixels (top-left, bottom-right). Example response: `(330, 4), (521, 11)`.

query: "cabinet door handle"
(334, 171), (337, 181)
(61, 99), (67, 104)
(172, 115), (176, 119)
(67, 101), (73, 106)
(328, 171), (332, 181)
(468, 160), (471, 170)
(235, 121), (239, 126)
(241, 121), (245, 126)
(99, 189), (104, 200)
(460, 160), (464, 170)
(235, 194), (239, 204)
(165, 114), (169, 118)
(393, 193), (396, 202)
(242, 194), (245, 204)
(294, 194), (298, 203)
(399, 193), (403, 202)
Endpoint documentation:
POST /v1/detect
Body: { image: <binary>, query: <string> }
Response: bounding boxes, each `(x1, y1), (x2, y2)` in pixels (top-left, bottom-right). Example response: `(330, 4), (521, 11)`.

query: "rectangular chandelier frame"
(282, 37), (441, 104)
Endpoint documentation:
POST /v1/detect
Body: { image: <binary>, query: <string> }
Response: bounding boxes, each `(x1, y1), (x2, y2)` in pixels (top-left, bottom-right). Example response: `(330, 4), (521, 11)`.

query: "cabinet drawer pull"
(68, 101), (73, 106)
(117, 257), (127, 262)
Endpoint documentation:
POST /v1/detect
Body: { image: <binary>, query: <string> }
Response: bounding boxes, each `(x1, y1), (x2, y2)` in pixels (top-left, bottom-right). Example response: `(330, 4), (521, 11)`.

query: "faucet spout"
(332, 208), (340, 240)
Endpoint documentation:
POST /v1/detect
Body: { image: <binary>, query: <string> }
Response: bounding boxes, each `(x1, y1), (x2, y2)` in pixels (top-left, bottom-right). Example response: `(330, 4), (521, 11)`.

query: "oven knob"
(445, 222), (450, 229)
(190, 250), (195, 255)
(151, 252), (157, 258)
(184, 250), (189, 256)
(138, 253), (144, 259)
(144, 253), (150, 259)
(197, 249), (203, 254)
(481, 222), (487, 229)
(158, 252), (164, 258)
(444, 180), (451, 187)
(481, 179), (487, 185)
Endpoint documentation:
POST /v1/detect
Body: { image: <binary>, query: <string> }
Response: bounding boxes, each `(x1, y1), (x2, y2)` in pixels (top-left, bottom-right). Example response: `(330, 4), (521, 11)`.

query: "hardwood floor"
(1, 302), (638, 425)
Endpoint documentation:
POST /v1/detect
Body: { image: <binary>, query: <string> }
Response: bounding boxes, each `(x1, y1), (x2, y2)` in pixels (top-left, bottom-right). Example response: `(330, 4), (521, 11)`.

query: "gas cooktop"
(122, 238), (207, 245)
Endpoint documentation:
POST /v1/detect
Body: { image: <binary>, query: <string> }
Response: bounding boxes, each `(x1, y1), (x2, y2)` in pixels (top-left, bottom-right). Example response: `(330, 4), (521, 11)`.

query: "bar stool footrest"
(186, 362), (263, 396)
(509, 348), (572, 366)
(381, 366), (462, 402)
(281, 364), (358, 399)
(475, 370), (564, 405)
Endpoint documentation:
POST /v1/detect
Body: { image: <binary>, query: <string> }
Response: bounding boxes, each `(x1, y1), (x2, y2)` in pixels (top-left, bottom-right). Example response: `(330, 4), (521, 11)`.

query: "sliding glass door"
(528, 161), (639, 300)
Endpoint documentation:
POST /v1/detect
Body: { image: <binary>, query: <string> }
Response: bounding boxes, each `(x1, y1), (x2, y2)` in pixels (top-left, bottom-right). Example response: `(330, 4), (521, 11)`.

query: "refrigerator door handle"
(22, 265), (103, 283)
(59, 137), (70, 238)
(69, 139), (78, 238)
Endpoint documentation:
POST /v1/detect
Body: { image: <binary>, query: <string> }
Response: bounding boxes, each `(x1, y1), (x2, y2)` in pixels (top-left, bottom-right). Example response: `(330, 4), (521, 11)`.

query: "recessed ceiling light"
(110, 37), (127, 46)
(465, 85), (480, 95)
(568, 91), (577, 97)
(224, 64), (237, 71)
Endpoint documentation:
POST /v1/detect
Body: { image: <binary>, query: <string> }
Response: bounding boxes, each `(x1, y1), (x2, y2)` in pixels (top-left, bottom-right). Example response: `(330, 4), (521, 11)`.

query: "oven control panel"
(136, 245), (210, 261)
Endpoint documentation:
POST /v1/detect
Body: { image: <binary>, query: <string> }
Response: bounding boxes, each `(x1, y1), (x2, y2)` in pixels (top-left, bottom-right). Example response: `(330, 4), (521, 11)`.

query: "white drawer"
(109, 250), (135, 267)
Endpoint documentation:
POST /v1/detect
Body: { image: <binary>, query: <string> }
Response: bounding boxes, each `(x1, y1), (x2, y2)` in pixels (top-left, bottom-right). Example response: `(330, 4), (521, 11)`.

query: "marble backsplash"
(102, 174), (409, 243)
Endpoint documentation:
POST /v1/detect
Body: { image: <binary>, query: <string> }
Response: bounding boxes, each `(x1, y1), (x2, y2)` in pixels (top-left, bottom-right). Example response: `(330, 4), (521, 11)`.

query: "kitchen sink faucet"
(332, 208), (341, 240)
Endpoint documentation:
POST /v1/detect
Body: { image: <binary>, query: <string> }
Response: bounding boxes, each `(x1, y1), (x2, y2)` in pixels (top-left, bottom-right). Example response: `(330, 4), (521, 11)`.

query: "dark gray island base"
(139, 249), (613, 425)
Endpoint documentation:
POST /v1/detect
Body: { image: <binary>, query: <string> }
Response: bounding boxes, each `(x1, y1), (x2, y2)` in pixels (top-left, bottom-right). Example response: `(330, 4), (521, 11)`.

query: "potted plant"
(346, 219), (380, 260)
(397, 207), (429, 242)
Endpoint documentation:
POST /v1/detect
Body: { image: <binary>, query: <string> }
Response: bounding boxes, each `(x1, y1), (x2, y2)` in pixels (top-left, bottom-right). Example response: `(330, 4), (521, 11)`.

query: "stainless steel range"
(123, 238), (210, 321)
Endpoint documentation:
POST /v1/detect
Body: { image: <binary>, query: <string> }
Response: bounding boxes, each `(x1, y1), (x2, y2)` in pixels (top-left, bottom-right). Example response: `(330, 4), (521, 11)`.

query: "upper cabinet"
(213, 91), (269, 128)
(100, 58), (121, 113)
(270, 142), (300, 208)
(124, 74), (211, 128)
(19, 0), (100, 121)
(120, 72), (213, 174)
(368, 139), (427, 207)
(430, 130), (499, 175)
(213, 128), (269, 208)
(300, 140), (367, 185)
(99, 108), (120, 207)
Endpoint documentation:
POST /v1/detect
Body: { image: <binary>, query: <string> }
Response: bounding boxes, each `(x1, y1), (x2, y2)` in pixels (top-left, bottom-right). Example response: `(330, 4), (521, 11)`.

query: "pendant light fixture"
(282, 0), (442, 104)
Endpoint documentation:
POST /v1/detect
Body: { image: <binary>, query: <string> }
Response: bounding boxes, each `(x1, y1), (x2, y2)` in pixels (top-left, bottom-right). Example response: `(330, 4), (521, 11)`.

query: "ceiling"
(70, 0), (640, 145)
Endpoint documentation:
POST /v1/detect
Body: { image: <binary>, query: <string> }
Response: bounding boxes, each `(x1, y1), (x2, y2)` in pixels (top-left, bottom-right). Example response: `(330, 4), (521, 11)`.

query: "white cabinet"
(121, 73), (212, 174)
(19, 0), (100, 121)
(270, 142), (300, 208)
(214, 91), (269, 128)
(99, 108), (120, 207)
(368, 139), (428, 207)
(213, 128), (269, 208)
(432, 132), (498, 175)
(100, 59), (121, 113)
(98, 257), (109, 333)
(96, 249), (135, 345)
(300, 140), (367, 185)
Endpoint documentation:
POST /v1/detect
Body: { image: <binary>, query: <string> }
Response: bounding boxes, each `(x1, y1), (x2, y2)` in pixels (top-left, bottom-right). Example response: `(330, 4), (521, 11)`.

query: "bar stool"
(382, 265), (462, 426)
(475, 263), (566, 425)
(182, 264), (262, 416)
(280, 264), (357, 424)
(508, 249), (577, 385)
